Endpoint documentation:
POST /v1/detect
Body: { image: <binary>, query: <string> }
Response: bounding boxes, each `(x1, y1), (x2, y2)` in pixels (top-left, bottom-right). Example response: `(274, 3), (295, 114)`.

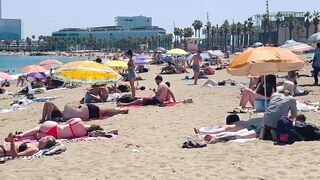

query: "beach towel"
(58, 130), (119, 144)
(297, 101), (318, 112)
(0, 143), (66, 164)
(123, 101), (181, 109)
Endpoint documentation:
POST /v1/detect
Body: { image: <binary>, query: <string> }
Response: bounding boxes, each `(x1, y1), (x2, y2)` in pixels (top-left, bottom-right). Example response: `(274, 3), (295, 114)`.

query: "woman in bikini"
(126, 50), (136, 98)
(41, 102), (129, 123)
(0, 133), (56, 157)
(11, 118), (104, 140)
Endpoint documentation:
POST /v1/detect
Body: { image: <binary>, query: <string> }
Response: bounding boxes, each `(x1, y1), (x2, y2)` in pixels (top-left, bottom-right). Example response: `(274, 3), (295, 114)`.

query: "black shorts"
(86, 104), (100, 119)
(142, 97), (160, 106)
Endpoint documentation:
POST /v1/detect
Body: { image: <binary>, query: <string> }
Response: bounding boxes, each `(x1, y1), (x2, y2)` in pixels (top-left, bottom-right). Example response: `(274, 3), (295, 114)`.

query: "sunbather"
(41, 102), (129, 123)
(118, 75), (176, 106)
(12, 118), (104, 140)
(0, 133), (56, 157)
(82, 85), (109, 103)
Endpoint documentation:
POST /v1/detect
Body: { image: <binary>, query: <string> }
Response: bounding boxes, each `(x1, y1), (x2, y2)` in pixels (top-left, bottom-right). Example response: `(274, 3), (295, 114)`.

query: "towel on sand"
(0, 143), (66, 164)
(58, 130), (119, 144)
(123, 101), (180, 109)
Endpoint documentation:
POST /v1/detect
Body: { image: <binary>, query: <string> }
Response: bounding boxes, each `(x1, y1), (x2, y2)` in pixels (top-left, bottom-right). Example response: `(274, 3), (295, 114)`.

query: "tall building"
(0, 0), (22, 40)
(52, 16), (166, 40)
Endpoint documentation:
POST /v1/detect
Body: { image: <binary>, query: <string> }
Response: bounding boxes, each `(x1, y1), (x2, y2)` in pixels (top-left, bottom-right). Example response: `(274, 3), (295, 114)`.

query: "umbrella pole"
(264, 75), (267, 112)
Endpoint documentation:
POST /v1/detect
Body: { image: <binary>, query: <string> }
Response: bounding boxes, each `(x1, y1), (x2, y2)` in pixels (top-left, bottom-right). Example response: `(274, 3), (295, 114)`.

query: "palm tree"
(192, 20), (203, 38)
(262, 14), (269, 44)
(313, 11), (320, 33)
(287, 15), (295, 40)
(247, 17), (254, 46)
(31, 35), (36, 41)
(173, 27), (180, 47)
(243, 20), (248, 48)
(222, 20), (229, 51)
(183, 27), (194, 38)
(205, 21), (211, 49)
(236, 22), (243, 51)
(275, 12), (283, 44)
(304, 11), (312, 39)
(210, 25), (217, 48)
(26, 37), (32, 51)
(217, 26), (223, 50)
(230, 23), (236, 52)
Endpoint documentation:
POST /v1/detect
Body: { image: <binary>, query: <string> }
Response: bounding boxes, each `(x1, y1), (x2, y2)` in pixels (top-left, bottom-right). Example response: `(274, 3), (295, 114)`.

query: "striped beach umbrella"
(22, 65), (47, 73)
(54, 61), (121, 84)
(39, 59), (63, 69)
(280, 40), (315, 54)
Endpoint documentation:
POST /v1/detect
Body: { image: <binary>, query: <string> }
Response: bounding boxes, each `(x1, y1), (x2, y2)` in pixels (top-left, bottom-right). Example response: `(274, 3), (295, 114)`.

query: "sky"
(2, 0), (319, 38)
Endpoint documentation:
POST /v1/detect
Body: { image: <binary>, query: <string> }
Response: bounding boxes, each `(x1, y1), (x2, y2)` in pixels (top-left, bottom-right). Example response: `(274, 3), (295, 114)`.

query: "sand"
(0, 65), (319, 180)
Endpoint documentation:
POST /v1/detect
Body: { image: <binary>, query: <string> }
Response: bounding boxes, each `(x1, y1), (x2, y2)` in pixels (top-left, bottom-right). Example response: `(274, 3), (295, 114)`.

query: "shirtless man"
(190, 50), (203, 85)
(82, 85), (109, 103)
(118, 75), (176, 106)
(41, 102), (128, 123)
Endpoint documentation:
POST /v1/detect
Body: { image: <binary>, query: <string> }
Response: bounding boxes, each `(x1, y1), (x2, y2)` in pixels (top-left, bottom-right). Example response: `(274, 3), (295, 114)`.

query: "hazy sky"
(2, 0), (319, 38)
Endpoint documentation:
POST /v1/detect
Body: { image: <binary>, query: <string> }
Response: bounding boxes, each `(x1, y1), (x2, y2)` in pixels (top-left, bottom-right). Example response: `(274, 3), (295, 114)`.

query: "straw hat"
(277, 80), (295, 96)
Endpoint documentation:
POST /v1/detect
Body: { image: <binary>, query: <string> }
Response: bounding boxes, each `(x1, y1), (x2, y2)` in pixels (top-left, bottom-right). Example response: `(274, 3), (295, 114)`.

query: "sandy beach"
(0, 64), (319, 180)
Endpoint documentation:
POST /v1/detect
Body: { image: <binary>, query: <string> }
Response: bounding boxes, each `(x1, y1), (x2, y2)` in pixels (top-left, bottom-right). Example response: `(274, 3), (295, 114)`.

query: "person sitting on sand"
(118, 75), (176, 106)
(160, 62), (177, 74)
(259, 81), (297, 141)
(203, 63), (214, 75)
(1, 79), (10, 87)
(31, 78), (44, 89)
(0, 133), (56, 157)
(16, 75), (26, 87)
(41, 102), (129, 123)
(81, 84), (109, 103)
(238, 74), (276, 112)
(10, 118), (107, 140)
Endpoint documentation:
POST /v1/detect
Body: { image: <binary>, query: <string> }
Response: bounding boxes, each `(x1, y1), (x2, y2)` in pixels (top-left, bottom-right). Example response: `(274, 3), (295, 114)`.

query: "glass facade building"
(0, 19), (22, 40)
(52, 16), (166, 40)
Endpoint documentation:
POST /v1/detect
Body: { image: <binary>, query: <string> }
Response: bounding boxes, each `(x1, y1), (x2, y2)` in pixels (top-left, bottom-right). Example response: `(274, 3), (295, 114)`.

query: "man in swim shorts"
(190, 50), (203, 85)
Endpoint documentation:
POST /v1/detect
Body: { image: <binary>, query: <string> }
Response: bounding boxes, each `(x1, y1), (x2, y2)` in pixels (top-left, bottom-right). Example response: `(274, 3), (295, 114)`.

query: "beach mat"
(58, 130), (119, 144)
(0, 143), (66, 164)
(123, 101), (181, 109)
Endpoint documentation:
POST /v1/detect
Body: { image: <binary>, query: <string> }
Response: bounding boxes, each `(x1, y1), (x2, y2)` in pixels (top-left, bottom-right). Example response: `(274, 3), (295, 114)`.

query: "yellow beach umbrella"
(166, 48), (188, 56)
(105, 60), (128, 70)
(227, 47), (305, 77)
(54, 61), (121, 84)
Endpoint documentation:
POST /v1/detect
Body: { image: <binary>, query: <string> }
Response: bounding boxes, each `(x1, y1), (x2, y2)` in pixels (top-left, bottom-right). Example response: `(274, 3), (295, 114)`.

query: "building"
(252, 11), (319, 45)
(52, 16), (166, 40)
(0, 0), (22, 40)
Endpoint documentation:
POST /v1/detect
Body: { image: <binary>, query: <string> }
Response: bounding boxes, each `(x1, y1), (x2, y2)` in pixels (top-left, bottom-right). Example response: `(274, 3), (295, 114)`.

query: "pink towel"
(123, 101), (181, 109)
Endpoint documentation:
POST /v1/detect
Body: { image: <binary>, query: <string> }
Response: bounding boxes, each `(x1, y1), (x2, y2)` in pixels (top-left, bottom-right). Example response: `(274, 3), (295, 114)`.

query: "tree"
(243, 20), (248, 48)
(275, 12), (283, 44)
(210, 25), (217, 48)
(222, 20), (229, 51)
(217, 26), (223, 50)
(313, 11), (320, 33)
(236, 22), (243, 50)
(192, 20), (203, 38)
(287, 15), (295, 40)
(230, 22), (236, 52)
(304, 11), (312, 39)
(183, 27), (194, 38)
(262, 14), (269, 44)
(247, 17), (254, 46)
(173, 27), (180, 47)
(26, 37), (32, 51)
(31, 35), (36, 40)
(205, 21), (211, 49)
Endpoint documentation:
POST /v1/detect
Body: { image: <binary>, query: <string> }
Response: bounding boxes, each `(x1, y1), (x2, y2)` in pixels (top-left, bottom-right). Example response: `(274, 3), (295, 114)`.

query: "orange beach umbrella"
(227, 47), (305, 77)
(39, 59), (63, 69)
(22, 65), (48, 73)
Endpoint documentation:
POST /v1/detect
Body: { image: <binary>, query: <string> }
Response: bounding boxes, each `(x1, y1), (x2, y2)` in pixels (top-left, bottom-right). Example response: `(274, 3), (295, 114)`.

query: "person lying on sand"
(0, 134), (56, 157)
(118, 75), (176, 106)
(194, 115), (261, 144)
(9, 118), (109, 140)
(41, 102), (128, 123)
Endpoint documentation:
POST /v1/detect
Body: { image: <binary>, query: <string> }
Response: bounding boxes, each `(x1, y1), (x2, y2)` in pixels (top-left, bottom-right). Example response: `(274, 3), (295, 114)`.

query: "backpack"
(276, 117), (297, 145)
(294, 121), (320, 141)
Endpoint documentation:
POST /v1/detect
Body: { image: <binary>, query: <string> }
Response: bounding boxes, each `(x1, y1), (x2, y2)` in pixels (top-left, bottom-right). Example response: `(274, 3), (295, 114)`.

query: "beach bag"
(294, 122), (320, 141)
(117, 94), (136, 103)
(276, 117), (297, 145)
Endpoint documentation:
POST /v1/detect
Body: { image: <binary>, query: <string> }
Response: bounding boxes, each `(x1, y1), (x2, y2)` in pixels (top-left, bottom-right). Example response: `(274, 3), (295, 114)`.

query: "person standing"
(312, 43), (320, 85)
(126, 50), (136, 98)
(190, 50), (203, 85)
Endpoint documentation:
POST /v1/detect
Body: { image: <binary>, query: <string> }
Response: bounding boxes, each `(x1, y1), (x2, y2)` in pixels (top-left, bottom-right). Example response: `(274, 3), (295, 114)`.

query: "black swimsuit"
(0, 143), (28, 157)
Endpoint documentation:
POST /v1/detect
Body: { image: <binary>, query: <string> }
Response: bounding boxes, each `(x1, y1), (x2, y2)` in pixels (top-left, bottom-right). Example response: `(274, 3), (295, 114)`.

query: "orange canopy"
(22, 65), (48, 73)
(227, 47), (305, 76)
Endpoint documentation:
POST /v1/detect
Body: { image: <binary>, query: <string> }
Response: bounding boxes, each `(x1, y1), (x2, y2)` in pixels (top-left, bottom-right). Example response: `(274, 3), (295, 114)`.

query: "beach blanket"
(0, 96), (60, 114)
(0, 143), (66, 164)
(123, 101), (181, 109)
(297, 101), (319, 112)
(58, 130), (119, 144)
